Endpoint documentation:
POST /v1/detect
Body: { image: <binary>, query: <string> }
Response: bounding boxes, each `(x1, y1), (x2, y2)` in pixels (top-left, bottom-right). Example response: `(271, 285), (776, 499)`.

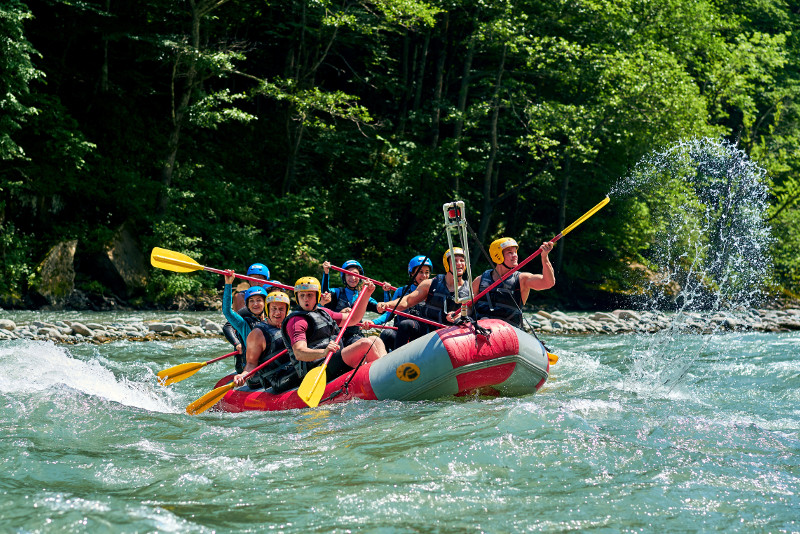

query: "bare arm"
(377, 279), (431, 312)
(292, 339), (340, 362)
(233, 328), (267, 386)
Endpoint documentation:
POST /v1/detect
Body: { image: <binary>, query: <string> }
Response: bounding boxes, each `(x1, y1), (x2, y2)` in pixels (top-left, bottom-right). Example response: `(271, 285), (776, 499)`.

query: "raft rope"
(319, 227), (450, 405)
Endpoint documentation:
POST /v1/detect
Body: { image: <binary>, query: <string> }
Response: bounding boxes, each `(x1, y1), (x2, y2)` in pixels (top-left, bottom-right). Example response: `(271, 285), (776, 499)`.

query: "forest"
(1, 0), (799, 309)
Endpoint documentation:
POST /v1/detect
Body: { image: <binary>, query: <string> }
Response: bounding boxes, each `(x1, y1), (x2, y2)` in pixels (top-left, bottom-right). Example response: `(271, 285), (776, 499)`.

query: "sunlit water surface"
(1, 315), (797, 533)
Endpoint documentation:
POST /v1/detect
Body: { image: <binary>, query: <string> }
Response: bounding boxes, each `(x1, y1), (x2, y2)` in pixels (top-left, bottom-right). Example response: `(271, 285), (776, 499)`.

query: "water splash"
(610, 138), (773, 394)
(0, 340), (181, 413)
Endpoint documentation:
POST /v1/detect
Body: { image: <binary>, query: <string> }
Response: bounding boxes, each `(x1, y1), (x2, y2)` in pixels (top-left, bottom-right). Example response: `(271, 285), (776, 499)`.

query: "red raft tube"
(214, 318), (550, 412)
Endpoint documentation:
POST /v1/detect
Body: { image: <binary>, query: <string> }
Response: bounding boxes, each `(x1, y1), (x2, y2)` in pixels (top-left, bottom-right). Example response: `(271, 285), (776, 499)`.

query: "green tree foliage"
(3, 0), (799, 307)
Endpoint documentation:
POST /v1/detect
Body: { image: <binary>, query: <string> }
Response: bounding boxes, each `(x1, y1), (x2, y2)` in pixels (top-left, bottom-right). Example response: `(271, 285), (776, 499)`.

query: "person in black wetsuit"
(471, 237), (555, 328)
(376, 248), (471, 347)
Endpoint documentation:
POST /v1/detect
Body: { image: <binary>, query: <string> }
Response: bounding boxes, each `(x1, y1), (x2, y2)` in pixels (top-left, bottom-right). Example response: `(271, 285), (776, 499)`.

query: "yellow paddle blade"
(547, 352), (559, 365)
(186, 382), (234, 415)
(297, 364), (327, 408)
(150, 247), (203, 273)
(157, 361), (207, 386)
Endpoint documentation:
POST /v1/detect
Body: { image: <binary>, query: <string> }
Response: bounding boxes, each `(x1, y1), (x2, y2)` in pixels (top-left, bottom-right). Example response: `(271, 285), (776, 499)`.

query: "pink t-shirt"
(285, 307), (343, 346)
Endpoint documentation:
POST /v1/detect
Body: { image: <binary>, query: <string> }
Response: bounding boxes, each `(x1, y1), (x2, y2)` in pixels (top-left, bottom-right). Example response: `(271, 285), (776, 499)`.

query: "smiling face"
(453, 255), (466, 276)
(247, 295), (266, 316)
(267, 302), (288, 325)
(344, 267), (360, 289)
(296, 291), (318, 311)
(413, 266), (431, 285)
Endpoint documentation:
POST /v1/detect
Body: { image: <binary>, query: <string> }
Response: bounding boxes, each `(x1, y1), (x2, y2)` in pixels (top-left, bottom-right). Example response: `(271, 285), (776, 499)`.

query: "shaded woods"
(2, 0), (799, 309)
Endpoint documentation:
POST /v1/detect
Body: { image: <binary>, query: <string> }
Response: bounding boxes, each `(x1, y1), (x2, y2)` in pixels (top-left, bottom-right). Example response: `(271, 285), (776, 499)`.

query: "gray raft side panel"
(492, 326), (549, 396)
(368, 330), (459, 401)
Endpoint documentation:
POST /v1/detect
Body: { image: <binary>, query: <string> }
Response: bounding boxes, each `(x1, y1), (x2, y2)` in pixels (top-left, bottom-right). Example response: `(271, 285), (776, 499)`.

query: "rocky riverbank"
(2, 308), (800, 344)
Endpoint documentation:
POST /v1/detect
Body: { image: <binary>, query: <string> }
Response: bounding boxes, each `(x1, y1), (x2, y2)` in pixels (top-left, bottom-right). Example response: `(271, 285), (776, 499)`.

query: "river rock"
(0, 319), (16, 331)
(106, 222), (149, 290)
(613, 309), (641, 321)
(148, 323), (174, 333)
(70, 322), (94, 336)
(164, 317), (186, 324)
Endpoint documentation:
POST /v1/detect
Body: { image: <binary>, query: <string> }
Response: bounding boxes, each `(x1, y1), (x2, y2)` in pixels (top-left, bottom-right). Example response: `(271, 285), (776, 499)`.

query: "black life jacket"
(281, 307), (340, 377)
(388, 284), (427, 327)
(423, 274), (470, 325)
(473, 270), (523, 327)
(246, 321), (291, 389)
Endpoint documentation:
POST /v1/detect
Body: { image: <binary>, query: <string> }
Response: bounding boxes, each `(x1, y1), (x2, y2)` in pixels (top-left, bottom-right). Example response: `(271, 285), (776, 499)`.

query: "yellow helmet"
(489, 237), (519, 264)
(293, 276), (321, 304)
(265, 291), (291, 310)
(442, 247), (465, 273)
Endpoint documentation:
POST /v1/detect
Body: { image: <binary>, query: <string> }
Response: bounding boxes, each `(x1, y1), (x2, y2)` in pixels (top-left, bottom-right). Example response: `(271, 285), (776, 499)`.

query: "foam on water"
(0, 340), (181, 413)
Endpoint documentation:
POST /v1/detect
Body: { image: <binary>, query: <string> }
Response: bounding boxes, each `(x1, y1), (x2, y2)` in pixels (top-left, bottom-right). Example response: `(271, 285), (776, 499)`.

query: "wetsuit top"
(280, 307), (342, 375)
(473, 270), (523, 327)
(223, 284), (262, 372)
(423, 274), (471, 325)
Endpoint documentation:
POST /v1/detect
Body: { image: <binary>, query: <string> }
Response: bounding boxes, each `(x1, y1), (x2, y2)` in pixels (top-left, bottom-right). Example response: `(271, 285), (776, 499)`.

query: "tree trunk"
(477, 45), (507, 246)
(413, 30), (430, 112)
(430, 13), (449, 150)
(451, 30), (476, 193)
(555, 155), (570, 274)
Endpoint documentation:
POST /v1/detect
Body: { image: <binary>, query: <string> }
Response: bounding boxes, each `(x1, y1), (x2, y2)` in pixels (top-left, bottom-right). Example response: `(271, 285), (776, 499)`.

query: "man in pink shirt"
(281, 276), (386, 382)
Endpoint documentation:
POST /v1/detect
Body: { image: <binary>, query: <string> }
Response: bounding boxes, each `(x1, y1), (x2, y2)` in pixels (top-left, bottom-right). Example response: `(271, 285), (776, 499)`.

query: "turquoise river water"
(0, 311), (798, 533)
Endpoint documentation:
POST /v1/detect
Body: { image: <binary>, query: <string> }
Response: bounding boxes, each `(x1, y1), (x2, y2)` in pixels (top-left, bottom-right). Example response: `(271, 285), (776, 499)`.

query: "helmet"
(340, 260), (364, 283)
(293, 276), (321, 304)
(442, 247), (465, 273)
(247, 263), (270, 279)
(244, 286), (268, 303)
(265, 291), (291, 310)
(408, 255), (433, 276)
(489, 238), (519, 264)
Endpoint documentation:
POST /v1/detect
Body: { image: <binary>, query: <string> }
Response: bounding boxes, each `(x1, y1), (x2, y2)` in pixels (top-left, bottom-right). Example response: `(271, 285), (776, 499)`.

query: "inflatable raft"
(213, 318), (550, 412)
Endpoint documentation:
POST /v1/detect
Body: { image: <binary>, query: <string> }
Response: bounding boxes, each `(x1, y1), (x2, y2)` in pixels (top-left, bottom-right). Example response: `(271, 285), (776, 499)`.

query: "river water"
(1, 310), (797, 533)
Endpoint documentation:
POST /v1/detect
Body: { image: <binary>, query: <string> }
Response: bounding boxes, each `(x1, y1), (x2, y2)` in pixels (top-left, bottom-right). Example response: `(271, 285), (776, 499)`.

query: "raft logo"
(396, 363), (420, 382)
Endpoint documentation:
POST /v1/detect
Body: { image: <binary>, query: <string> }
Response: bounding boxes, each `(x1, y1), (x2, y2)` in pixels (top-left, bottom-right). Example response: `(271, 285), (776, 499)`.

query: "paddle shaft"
(380, 308), (446, 329)
(239, 349), (288, 380)
(207, 350), (239, 365)
(303, 288), (370, 395)
(328, 265), (397, 292)
(461, 196), (610, 310)
(151, 253), (294, 290)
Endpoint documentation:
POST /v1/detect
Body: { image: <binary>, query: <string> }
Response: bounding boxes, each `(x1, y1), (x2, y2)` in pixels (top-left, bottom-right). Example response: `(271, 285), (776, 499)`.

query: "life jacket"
(473, 270), (523, 327)
(423, 274), (470, 325)
(280, 307), (340, 377)
(245, 321), (297, 390)
(327, 287), (363, 340)
(233, 306), (261, 372)
(388, 284), (427, 327)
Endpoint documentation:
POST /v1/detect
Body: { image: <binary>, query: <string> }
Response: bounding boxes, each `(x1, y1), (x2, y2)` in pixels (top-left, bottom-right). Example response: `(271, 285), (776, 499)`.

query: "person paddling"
(369, 255), (433, 351)
(282, 277), (386, 383)
(376, 248), (471, 347)
(222, 263), (269, 366)
(321, 259), (391, 347)
(472, 237), (555, 328)
(232, 290), (297, 390)
(222, 270), (267, 372)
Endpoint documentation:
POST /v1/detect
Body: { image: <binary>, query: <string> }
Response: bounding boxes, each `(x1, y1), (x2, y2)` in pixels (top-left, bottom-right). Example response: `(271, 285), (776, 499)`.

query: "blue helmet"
(247, 263), (270, 279)
(340, 260), (364, 283)
(244, 286), (268, 303)
(408, 255), (433, 276)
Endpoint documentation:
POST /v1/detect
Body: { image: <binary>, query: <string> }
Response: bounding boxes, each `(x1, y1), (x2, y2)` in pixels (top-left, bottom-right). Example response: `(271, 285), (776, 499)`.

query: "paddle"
(158, 350), (239, 386)
(328, 264), (397, 292)
(548, 352), (559, 365)
(186, 349), (289, 415)
(461, 196), (610, 311)
(297, 288), (370, 408)
(150, 247), (295, 291)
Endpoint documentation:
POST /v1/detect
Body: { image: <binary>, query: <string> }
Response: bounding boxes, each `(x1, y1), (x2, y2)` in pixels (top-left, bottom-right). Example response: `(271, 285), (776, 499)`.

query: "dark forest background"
(1, 0), (799, 309)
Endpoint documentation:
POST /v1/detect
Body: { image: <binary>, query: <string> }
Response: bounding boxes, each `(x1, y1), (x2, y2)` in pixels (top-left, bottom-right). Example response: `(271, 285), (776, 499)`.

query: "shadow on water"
(609, 138), (773, 396)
